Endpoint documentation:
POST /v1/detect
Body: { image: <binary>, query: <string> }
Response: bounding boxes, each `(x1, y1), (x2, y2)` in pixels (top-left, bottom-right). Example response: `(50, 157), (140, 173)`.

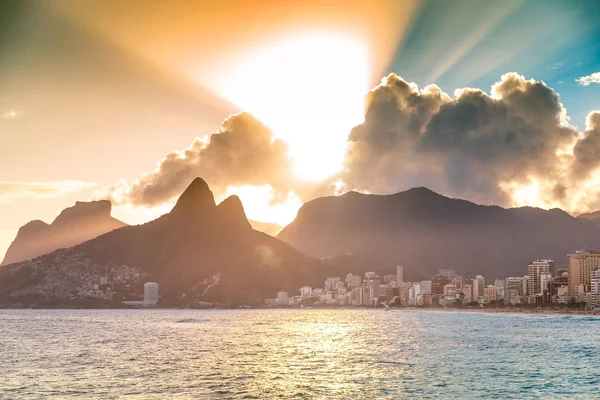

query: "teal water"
(1, 309), (599, 399)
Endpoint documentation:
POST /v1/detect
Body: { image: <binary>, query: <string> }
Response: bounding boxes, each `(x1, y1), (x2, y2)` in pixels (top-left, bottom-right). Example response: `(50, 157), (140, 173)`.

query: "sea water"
(1, 309), (599, 399)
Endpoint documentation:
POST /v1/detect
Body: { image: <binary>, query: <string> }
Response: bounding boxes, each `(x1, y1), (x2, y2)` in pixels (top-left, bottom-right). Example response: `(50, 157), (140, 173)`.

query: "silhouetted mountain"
(578, 210), (600, 222)
(278, 188), (600, 280)
(1, 201), (126, 266)
(1, 178), (334, 305)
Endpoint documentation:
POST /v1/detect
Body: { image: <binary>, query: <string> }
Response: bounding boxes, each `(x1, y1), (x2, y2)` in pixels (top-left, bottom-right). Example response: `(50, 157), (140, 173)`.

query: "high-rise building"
(345, 274), (361, 288)
(144, 282), (159, 305)
(494, 279), (506, 300)
(476, 275), (485, 298)
(471, 278), (479, 302)
(589, 267), (600, 306)
(396, 265), (404, 288)
(522, 276), (529, 296)
(567, 250), (600, 300)
(528, 259), (554, 296)
(592, 267), (600, 294)
(484, 285), (497, 303)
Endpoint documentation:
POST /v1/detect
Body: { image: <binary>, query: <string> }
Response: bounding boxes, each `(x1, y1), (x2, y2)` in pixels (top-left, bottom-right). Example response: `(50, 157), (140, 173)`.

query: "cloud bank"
(340, 73), (600, 212)
(100, 73), (600, 217)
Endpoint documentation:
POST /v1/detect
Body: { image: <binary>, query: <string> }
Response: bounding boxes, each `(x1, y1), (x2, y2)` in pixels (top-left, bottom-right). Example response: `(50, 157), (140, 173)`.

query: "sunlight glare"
(223, 185), (302, 226)
(218, 34), (369, 181)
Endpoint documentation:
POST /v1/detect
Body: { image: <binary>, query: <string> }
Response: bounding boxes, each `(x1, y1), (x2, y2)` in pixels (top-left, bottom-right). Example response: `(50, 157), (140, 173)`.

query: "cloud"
(98, 112), (296, 206)
(1, 110), (18, 119)
(99, 72), (600, 218)
(576, 72), (600, 86)
(340, 73), (600, 212)
(0, 181), (98, 203)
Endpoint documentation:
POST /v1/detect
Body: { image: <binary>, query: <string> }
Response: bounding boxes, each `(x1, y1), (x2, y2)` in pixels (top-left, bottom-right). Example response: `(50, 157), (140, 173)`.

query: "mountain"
(1, 201), (126, 266)
(0, 178), (334, 306)
(249, 220), (284, 237)
(578, 210), (600, 222)
(277, 187), (600, 280)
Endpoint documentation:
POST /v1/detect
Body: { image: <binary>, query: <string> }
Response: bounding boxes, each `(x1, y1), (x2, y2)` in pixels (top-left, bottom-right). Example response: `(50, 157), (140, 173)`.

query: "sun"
(217, 34), (370, 181)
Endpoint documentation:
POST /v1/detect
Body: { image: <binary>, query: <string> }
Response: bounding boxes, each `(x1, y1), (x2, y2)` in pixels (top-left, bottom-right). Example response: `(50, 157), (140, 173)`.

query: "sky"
(1, 0), (600, 260)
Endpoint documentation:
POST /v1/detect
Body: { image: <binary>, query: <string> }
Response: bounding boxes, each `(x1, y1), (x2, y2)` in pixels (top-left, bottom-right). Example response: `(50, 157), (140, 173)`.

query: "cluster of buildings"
(267, 249), (600, 308)
(8, 251), (143, 301)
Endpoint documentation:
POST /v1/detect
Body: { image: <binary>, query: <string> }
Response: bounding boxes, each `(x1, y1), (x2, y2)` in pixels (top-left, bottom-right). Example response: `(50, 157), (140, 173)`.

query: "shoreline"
(1, 304), (598, 316)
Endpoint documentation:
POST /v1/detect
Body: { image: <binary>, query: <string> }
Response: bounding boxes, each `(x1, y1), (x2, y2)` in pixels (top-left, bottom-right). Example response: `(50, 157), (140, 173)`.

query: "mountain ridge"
(0, 178), (335, 306)
(1, 200), (127, 266)
(278, 187), (600, 280)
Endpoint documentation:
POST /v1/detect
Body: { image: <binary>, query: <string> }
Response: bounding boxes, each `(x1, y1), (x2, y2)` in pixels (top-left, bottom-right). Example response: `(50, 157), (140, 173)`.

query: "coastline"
(1, 303), (598, 316)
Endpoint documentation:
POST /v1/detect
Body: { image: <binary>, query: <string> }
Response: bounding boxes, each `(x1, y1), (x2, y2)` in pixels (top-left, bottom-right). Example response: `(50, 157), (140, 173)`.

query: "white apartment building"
(144, 282), (159, 305)
(528, 259), (554, 296)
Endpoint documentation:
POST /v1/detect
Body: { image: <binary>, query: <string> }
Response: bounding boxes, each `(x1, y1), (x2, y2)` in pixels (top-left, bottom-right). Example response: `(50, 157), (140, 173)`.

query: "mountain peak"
(18, 220), (49, 235)
(170, 177), (216, 217)
(216, 195), (252, 231)
(53, 200), (112, 224)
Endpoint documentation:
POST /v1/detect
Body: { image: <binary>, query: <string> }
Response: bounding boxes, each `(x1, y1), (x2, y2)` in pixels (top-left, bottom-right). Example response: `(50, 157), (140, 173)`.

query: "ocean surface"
(1, 309), (599, 399)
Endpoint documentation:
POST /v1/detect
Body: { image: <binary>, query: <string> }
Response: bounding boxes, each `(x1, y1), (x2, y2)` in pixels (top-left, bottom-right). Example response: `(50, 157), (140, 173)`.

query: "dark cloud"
(572, 111), (600, 180)
(340, 73), (597, 209)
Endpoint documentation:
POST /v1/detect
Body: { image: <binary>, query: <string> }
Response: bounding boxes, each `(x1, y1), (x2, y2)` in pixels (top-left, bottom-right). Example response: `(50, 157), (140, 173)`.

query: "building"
(494, 279), (506, 300)
(300, 286), (312, 297)
(364, 272), (380, 281)
(420, 281), (432, 294)
(484, 285), (497, 304)
(522, 276), (529, 296)
(528, 259), (554, 296)
(592, 266), (600, 294)
(144, 282), (159, 305)
(396, 265), (404, 288)
(443, 284), (456, 297)
(548, 270), (568, 303)
(475, 275), (485, 298)
(567, 250), (600, 300)
(324, 277), (341, 292)
(539, 273), (553, 301)
(471, 277), (482, 302)
(345, 274), (361, 289)
(277, 291), (289, 305)
(588, 266), (600, 306)
(506, 277), (524, 296)
(350, 287), (363, 306)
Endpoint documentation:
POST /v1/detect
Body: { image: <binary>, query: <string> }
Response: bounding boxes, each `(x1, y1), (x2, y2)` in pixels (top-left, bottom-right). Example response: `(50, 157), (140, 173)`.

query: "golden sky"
(2, 0), (600, 260)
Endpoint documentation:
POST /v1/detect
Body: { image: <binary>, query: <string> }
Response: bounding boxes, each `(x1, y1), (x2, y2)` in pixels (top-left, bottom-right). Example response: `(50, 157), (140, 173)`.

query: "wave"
(175, 318), (210, 323)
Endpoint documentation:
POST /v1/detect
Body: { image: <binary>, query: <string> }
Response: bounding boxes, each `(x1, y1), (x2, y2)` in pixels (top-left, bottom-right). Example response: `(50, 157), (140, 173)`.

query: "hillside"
(278, 188), (600, 280)
(0, 178), (335, 305)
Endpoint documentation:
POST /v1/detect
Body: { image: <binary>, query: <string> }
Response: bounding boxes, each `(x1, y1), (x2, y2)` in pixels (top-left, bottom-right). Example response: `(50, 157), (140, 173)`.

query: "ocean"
(1, 309), (599, 399)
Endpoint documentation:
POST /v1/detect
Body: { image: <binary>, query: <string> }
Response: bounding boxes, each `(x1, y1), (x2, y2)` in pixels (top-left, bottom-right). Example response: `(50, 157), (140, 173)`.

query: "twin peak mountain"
(1, 178), (331, 303)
